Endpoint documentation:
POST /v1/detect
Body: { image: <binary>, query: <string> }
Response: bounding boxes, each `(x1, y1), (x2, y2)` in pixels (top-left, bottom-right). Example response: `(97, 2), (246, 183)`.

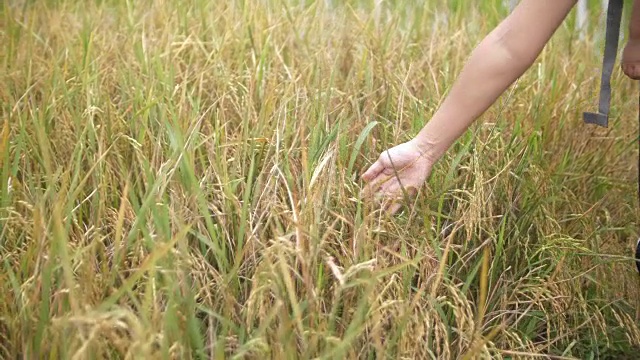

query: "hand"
(622, 39), (640, 80)
(361, 139), (434, 214)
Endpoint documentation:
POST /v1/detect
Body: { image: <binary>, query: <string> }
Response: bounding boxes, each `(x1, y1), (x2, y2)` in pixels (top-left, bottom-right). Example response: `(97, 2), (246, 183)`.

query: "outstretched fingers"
(378, 181), (419, 214)
(362, 159), (392, 197)
(361, 159), (384, 183)
(381, 188), (416, 215)
(379, 177), (400, 195)
(385, 201), (403, 215)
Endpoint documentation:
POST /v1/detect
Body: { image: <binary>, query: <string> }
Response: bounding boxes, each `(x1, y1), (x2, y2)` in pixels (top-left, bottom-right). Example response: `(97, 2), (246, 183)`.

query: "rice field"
(1, 0), (640, 358)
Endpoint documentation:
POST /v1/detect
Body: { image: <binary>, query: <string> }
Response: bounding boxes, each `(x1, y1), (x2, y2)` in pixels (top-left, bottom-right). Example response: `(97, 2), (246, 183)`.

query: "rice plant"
(1, 0), (639, 358)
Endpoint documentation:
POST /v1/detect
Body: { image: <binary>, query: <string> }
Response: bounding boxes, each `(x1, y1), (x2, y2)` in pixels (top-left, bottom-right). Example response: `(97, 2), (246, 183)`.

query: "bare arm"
(622, 0), (640, 79)
(414, 0), (578, 162)
(362, 0), (577, 213)
(628, 0), (640, 40)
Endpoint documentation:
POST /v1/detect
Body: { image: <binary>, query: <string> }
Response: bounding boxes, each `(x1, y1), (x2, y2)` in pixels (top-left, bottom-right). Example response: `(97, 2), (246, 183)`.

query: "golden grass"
(1, 0), (640, 358)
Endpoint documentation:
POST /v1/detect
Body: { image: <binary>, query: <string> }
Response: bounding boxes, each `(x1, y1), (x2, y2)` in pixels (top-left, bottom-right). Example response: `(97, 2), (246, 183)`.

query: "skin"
(362, 0), (640, 215)
(623, 0), (640, 79)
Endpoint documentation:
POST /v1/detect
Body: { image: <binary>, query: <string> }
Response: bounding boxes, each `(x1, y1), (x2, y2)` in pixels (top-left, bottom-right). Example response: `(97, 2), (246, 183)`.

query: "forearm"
(414, 33), (532, 162)
(414, 0), (576, 162)
(629, 0), (640, 40)
(622, 1), (640, 79)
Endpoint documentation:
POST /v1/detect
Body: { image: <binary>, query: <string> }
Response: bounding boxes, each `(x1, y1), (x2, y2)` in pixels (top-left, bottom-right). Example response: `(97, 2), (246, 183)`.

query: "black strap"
(584, 0), (624, 127)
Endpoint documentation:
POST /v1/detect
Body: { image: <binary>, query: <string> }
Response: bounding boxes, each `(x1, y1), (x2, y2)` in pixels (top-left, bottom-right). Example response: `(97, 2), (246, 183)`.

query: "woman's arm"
(414, 0), (578, 162)
(622, 0), (640, 79)
(362, 0), (577, 213)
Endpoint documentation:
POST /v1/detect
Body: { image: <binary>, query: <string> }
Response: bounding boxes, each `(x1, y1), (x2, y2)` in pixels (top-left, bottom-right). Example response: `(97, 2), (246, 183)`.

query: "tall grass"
(1, 0), (639, 358)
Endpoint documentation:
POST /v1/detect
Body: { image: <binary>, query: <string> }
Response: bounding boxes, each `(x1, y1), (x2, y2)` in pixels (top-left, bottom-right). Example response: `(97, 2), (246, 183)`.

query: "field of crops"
(2, 0), (640, 358)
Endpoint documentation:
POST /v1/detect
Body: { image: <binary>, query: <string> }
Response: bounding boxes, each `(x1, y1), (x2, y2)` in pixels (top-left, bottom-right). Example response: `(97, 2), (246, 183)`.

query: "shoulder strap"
(584, 0), (624, 127)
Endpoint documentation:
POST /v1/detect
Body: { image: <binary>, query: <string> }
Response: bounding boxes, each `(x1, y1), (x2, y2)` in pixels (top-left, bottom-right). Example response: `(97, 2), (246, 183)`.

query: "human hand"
(361, 138), (434, 214)
(622, 39), (640, 80)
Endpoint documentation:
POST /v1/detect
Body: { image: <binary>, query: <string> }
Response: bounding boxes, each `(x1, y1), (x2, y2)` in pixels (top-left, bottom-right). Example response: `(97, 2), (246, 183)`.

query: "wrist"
(410, 133), (445, 165)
